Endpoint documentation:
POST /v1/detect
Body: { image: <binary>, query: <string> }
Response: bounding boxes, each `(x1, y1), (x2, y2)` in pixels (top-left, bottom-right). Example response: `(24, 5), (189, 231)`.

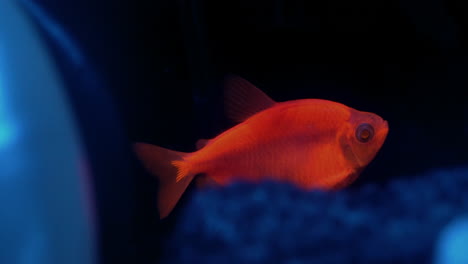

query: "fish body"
(135, 76), (389, 218)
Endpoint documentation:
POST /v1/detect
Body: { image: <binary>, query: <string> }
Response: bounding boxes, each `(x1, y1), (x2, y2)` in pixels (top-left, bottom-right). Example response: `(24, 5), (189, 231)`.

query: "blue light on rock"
(435, 217), (468, 264)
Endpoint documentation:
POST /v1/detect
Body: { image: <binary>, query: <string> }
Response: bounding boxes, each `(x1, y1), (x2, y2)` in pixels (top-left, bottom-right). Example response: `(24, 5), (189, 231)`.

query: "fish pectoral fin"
(224, 74), (277, 123)
(331, 168), (360, 190)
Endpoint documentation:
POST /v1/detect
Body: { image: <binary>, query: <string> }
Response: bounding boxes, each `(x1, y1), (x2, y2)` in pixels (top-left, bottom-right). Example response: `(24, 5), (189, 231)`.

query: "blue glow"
(435, 217), (468, 264)
(20, 0), (84, 67)
(0, 1), (95, 263)
(0, 123), (13, 148)
(0, 51), (17, 150)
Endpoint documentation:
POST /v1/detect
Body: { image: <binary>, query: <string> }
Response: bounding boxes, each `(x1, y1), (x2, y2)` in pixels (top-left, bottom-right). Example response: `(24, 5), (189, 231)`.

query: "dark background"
(39, 0), (468, 179)
(33, 0), (468, 263)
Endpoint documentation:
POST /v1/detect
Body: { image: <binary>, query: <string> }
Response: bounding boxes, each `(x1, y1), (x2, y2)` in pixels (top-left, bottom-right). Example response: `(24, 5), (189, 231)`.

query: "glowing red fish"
(135, 76), (389, 218)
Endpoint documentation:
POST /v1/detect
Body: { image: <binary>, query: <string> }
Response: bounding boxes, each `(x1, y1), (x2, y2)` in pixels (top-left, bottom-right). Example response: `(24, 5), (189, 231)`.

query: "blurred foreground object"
(0, 1), (95, 263)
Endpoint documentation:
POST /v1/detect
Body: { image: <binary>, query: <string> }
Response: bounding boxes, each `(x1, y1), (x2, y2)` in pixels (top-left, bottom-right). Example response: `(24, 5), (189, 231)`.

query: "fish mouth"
(380, 120), (389, 137)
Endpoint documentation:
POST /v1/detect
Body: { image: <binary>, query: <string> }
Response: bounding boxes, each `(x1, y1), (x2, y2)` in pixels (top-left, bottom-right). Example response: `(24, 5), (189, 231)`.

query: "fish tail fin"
(134, 142), (196, 219)
(172, 160), (191, 182)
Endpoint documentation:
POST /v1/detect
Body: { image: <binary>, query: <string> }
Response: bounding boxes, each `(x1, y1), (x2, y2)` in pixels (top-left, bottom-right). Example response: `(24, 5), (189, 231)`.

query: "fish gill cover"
(160, 167), (468, 264)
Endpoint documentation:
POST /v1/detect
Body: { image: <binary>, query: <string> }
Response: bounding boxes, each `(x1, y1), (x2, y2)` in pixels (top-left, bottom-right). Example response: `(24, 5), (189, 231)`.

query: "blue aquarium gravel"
(160, 167), (468, 264)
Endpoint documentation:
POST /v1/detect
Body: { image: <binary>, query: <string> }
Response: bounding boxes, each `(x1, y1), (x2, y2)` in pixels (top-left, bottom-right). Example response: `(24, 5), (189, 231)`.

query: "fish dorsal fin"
(196, 139), (211, 150)
(224, 75), (277, 123)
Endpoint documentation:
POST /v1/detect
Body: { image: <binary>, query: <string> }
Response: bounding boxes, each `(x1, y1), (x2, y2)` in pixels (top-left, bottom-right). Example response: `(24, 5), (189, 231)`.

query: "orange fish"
(135, 76), (389, 218)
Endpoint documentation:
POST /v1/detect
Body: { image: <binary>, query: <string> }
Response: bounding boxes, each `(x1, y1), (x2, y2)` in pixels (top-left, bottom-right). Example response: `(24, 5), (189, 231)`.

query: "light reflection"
(0, 59), (17, 150)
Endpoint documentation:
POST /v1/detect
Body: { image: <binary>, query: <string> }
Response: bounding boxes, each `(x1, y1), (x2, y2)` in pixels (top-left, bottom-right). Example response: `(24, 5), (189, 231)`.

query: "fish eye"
(356, 123), (374, 143)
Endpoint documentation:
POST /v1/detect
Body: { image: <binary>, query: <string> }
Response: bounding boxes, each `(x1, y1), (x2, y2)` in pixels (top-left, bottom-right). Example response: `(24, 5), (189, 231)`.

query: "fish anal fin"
(134, 142), (195, 219)
(224, 75), (277, 123)
(195, 174), (219, 188)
